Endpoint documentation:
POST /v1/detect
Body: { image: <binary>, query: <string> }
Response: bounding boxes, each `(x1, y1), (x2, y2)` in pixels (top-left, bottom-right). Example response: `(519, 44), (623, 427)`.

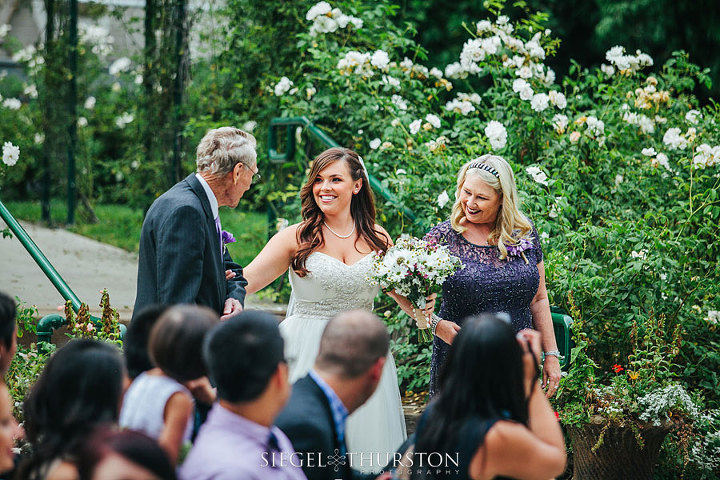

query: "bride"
(244, 147), (434, 469)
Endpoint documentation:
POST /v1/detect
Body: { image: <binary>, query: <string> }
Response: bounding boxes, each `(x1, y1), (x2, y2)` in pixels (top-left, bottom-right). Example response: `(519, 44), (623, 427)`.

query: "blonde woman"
(425, 155), (561, 398)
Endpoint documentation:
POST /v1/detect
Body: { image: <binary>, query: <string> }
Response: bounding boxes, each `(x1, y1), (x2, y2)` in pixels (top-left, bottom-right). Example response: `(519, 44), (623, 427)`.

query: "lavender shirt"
(180, 403), (307, 480)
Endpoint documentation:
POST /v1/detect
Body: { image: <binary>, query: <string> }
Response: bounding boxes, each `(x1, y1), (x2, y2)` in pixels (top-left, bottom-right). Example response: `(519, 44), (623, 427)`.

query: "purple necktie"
(214, 216), (223, 257)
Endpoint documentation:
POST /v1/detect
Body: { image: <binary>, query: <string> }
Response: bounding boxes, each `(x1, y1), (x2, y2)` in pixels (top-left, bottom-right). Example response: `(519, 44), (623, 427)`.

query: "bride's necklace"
(323, 221), (355, 239)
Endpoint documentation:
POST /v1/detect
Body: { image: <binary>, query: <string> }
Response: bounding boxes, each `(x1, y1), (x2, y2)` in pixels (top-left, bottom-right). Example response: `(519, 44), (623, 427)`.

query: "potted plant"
(554, 303), (705, 479)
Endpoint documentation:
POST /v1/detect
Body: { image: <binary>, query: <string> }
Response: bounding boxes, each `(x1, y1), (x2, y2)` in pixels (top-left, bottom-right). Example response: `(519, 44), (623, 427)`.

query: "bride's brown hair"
(292, 147), (390, 277)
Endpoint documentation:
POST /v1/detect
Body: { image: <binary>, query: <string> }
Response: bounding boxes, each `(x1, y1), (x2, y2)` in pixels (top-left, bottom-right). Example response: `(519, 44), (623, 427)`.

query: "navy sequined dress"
(424, 220), (544, 396)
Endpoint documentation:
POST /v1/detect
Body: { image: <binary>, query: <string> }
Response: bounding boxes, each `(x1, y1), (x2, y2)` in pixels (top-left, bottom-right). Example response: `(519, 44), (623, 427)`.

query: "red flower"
(554, 411), (560, 421)
(612, 364), (624, 373)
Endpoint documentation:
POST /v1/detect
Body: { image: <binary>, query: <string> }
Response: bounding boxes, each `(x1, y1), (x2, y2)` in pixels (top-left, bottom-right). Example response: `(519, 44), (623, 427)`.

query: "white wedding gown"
(280, 252), (407, 472)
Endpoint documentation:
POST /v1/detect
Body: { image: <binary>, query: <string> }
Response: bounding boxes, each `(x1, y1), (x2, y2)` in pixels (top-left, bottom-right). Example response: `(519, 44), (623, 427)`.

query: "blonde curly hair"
(450, 154), (532, 260)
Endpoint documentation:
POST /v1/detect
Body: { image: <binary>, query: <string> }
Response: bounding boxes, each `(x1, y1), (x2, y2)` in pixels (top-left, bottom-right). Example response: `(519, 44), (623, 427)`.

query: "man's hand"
(435, 319), (461, 345)
(221, 297), (243, 320)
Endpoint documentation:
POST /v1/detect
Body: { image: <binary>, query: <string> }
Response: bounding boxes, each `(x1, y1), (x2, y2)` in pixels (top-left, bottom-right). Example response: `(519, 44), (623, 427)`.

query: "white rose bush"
(268, 1), (719, 475)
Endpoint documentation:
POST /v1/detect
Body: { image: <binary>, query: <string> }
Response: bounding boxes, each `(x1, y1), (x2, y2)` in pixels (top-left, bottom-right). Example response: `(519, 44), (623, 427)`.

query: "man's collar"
(195, 173), (219, 219)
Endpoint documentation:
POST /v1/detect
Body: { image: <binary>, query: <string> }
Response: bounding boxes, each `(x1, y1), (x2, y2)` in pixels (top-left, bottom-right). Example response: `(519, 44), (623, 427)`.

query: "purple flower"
(506, 237), (533, 256)
(221, 230), (236, 245)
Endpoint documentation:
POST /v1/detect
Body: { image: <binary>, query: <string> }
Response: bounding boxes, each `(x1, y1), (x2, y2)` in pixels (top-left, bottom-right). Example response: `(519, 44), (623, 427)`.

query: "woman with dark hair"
(243, 147), (432, 467)
(18, 339), (126, 479)
(0, 292), (18, 376)
(407, 314), (565, 480)
(77, 427), (176, 480)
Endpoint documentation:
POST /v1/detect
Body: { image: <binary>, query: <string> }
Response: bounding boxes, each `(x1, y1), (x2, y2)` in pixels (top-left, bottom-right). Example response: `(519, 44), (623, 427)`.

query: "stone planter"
(568, 418), (673, 479)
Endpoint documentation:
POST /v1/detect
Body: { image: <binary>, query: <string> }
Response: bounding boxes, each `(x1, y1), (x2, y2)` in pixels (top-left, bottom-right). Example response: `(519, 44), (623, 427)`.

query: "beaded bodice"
(286, 252), (378, 319)
(424, 221), (543, 332)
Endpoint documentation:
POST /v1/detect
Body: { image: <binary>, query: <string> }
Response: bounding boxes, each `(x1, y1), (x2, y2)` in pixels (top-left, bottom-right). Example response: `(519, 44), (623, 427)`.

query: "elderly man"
(133, 127), (258, 320)
(275, 310), (391, 480)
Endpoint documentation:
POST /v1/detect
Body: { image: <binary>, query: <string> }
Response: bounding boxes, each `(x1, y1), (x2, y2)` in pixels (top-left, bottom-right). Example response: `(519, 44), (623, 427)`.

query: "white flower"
(641, 147), (657, 157)
(381, 75), (401, 88)
(409, 119), (422, 135)
(391, 95), (408, 111)
(600, 64), (614, 76)
(631, 250), (647, 259)
(552, 114), (569, 134)
(2, 142), (19, 166)
(306, 2), (331, 21)
(23, 84), (38, 99)
(108, 57), (131, 75)
(638, 115), (655, 134)
(134, 75), (143, 85)
(445, 99), (475, 116)
(512, 78), (528, 93)
(605, 46), (624, 63)
(391, 118), (401, 127)
(115, 112), (134, 128)
(485, 121), (507, 150)
(242, 120), (257, 132)
(0, 24), (11, 41)
(429, 67), (443, 79)
(311, 15), (339, 34)
(112, 82), (121, 92)
(84, 97), (96, 110)
(2, 98), (21, 110)
(540, 231), (550, 241)
(531, 93), (549, 112)
(34, 133), (44, 144)
(663, 127), (688, 150)
(131, 160), (139, 169)
(685, 109), (701, 125)
(425, 114), (441, 129)
(380, 141), (393, 150)
(396, 169), (406, 175)
(444, 62), (467, 79)
(476, 20), (492, 33)
(614, 174), (624, 186)
(548, 91), (566, 109)
(585, 116), (605, 137)
(516, 66), (532, 79)
(369, 138), (381, 150)
(274, 77), (293, 96)
(437, 190), (450, 208)
(12, 45), (36, 63)
(306, 86), (317, 99)
(526, 166), (548, 186)
(460, 38), (486, 68)
(370, 50), (390, 70)
(654, 152), (672, 171)
(77, 117), (88, 127)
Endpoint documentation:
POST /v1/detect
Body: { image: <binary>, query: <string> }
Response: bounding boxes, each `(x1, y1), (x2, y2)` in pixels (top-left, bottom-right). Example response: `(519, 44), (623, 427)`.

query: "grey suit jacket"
(133, 173), (247, 319)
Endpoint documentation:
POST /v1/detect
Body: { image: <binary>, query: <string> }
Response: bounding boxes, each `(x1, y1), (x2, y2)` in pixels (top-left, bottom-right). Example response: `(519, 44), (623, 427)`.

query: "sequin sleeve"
(529, 219), (543, 264)
(424, 221), (451, 246)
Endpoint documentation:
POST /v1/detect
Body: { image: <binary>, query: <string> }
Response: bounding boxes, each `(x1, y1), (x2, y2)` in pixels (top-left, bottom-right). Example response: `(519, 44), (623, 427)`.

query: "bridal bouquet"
(370, 235), (463, 342)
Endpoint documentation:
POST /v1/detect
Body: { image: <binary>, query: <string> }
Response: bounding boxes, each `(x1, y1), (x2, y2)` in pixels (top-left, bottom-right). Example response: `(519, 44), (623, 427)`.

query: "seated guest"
(408, 313), (566, 480)
(275, 310), (389, 480)
(0, 381), (19, 477)
(180, 311), (306, 480)
(0, 292), (18, 376)
(19, 339), (126, 479)
(120, 305), (218, 464)
(123, 303), (169, 380)
(77, 426), (176, 480)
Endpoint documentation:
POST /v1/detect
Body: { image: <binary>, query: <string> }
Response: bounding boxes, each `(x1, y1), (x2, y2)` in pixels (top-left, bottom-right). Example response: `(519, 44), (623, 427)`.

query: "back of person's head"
(0, 292), (17, 376)
(439, 313), (527, 421)
(77, 426), (176, 480)
(124, 304), (168, 380)
(315, 310), (389, 378)
(417, 314), (528, 459)
(21, 339), (125, 477)
(204, 311), (284, 403)
(149, 305), (219, 383)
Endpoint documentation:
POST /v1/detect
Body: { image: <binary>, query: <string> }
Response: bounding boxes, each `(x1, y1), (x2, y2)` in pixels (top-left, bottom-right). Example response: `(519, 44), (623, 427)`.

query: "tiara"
(468, 161), (499, 178)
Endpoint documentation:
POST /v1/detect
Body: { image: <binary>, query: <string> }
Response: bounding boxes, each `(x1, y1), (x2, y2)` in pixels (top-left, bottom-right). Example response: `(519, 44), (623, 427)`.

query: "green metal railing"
(0, 200), (124, 344)
(268, 116), (417, 222)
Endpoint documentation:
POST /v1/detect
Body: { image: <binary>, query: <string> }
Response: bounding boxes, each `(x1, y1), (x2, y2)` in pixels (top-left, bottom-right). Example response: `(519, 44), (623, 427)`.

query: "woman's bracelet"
(430, 314), (442, 336)
(543, 350), (561, 360)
